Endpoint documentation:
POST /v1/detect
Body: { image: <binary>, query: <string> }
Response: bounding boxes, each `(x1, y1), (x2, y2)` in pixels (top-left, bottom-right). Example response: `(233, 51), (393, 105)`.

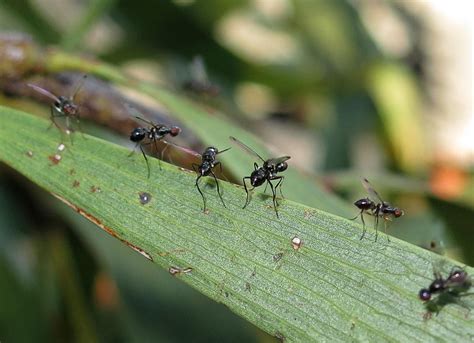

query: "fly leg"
(152, 138), (163, 171)
(210, 169), (226, 208)
(195, 174), (206, 212)
(383, 216), (391, 242)
(74, 116), (87, 140)
(129, 142), (152, 178)
(266, 178), (281, 218)
(242, 176), (252, 209)
(48, 107), (62, 131)
(140, 144), (150, 178)
(275, 176), (285, 199)
(374, 212), (380, 242)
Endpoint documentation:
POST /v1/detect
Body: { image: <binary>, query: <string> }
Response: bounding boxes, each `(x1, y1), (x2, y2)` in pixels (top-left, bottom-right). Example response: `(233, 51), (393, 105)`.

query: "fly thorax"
(429, 279), (444, 293)
(199, 161), (212, 176)
(62, 99), (77, 115)
(157, 126), (170, 137)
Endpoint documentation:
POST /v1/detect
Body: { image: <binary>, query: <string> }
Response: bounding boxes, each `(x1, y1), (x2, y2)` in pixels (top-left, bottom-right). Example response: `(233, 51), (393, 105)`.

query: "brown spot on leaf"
(90, 186), (101, 193)
(72, 180), (80, 188)
(169, 266), (193, 276)
(69, 169), (76, 175)
(48, 154), (62, 165)
(126, 243), (153, 261)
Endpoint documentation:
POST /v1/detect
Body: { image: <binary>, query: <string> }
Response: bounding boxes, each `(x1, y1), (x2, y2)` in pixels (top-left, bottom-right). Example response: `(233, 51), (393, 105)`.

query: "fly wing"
(361, 178), (384, 203)
(266, 156), (291, 166)
(71, 74), (87, 100)
(125, 104), (160, 127)
(27, 84), (60, 102)
(229, 136), (265, 162)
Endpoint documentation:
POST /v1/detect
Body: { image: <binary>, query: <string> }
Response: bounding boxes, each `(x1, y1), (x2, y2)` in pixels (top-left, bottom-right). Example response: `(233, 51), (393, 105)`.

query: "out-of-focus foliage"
(0, 0), (472, 341)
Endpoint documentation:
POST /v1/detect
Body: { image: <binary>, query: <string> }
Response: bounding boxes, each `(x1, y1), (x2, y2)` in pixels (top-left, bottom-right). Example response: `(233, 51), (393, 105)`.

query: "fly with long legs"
(128, 112), (181, 178)
(229, 136), (290, 218)
(195, 147), (231, 212)
(419, 265), (472, 318)
(27, 75), (87, 142)
(176, 146), (230, 212)
(351, 178), (404, 242)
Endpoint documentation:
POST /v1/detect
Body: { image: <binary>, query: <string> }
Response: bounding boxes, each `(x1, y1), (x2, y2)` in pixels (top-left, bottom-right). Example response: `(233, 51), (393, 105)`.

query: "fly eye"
(395, 209), (404, 217)
(170, 126), (181, 137)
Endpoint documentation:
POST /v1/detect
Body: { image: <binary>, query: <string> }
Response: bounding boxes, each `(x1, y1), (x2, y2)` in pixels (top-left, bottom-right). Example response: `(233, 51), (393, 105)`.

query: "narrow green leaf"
(367, 63), (427, 173)
(1, 106), (473, 342)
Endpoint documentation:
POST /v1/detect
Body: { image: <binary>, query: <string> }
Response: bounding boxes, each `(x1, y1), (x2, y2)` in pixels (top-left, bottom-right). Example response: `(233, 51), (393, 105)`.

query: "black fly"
(419, 266), (472, 317)
(27, 75), (87, 139)
(419, 267), (471, 302)
(351, 178), (404, 242)
(229, 136), (290, 218)
(185, 146), (230, 212)
(129, 114), (181, 178)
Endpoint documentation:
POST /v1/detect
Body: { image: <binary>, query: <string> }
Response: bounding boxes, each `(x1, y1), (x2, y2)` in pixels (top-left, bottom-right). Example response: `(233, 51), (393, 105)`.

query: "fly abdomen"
(130, 128), (147, 142)
(354, 198), (374, 211)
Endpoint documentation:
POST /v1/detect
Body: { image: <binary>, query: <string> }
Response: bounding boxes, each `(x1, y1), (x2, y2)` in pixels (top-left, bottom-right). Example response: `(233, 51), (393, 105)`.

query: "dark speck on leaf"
(273, 252), (284, 263)
(90, 186), (102, 193)
(139, 192), (152, 204)
(73, 180), (80, 188)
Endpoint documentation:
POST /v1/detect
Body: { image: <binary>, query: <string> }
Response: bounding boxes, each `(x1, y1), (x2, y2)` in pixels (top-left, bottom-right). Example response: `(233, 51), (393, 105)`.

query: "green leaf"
(366, 63), (427, 173)
(1, 106), (473, 342)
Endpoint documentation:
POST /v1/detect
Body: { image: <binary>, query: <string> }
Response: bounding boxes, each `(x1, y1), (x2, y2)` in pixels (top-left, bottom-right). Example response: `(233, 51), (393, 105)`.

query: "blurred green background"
(0, 0), (472, 341)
